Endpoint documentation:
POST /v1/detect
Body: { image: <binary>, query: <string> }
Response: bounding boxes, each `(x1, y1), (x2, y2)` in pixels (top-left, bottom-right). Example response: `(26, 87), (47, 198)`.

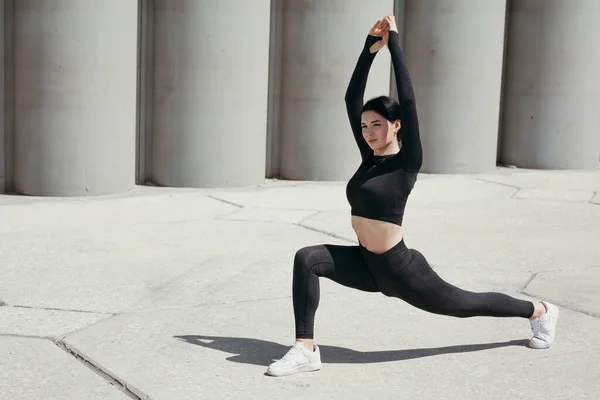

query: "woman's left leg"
(364, 242), (559, 348)
(393, 248), (536, 319)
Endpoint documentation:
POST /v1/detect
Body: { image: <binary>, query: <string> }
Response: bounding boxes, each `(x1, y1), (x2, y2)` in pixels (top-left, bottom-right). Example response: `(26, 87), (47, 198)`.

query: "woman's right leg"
(293, 244), (380, 341)
(266, 244), (379, 377)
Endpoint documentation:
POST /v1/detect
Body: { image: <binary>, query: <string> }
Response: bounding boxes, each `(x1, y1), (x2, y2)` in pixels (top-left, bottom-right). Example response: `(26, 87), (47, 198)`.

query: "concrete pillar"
(278, 1), (394, 181)
(265, 0), (284, 179)
(403, 0), (508, 174)
(151, 0), (271, 187)
(13, 0), (138, 196)
(500, 0), (600, 169)
(0, 1), (5, 193)
(390, 0), (406, 101)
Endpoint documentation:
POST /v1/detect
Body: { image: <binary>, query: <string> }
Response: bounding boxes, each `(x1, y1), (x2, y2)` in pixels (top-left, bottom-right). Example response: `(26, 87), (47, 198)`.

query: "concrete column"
(403, 0), (508, 174)
(1, 1), (15, 195)
(151, 0), (271, 187)
(265, 0), (284, 179)
(390, 0), (406, 101)
(0, 1), (5, 193)
(278, 0), (394, 181)
(500, 0), (600, 169)
(13, 0), (138, 196)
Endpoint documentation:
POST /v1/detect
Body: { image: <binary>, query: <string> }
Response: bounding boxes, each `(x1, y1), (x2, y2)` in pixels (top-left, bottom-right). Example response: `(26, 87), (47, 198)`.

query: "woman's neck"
(373, 142), (400, 156)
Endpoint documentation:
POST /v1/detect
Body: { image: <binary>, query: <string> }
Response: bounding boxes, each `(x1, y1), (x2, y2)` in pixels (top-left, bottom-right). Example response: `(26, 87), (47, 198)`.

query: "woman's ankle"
(296, 338), (315, 351)
(529, 302), (547, 320)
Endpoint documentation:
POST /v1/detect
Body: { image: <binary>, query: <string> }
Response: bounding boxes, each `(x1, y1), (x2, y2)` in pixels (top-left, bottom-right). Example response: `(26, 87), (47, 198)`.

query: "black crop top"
(344, 31), (423, 226)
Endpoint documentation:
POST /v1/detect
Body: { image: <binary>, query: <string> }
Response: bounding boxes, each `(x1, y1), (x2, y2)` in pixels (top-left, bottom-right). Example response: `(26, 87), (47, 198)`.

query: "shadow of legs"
(174, 335), (529, 366)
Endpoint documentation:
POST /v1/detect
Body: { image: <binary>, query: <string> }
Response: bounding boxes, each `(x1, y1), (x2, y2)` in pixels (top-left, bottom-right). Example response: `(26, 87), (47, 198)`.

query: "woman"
(266, 14), (559, 377)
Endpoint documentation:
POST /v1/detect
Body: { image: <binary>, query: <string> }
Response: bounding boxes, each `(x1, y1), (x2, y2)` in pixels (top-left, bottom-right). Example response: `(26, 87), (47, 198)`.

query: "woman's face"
(361, 110), (400, 151)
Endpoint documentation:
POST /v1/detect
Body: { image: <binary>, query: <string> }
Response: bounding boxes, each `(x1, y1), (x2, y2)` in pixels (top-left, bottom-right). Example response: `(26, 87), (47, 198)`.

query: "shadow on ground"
(174, 335), (529, 366)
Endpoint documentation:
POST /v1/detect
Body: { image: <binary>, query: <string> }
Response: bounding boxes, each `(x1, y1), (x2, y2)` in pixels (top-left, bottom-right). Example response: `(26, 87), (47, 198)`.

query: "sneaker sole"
(266, 362), (322, 377)
(528, 340), (550, 349)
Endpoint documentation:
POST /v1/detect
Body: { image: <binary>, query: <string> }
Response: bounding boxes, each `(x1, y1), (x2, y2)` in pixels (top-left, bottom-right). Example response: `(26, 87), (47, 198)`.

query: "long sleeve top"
(344, 31), (423, 226)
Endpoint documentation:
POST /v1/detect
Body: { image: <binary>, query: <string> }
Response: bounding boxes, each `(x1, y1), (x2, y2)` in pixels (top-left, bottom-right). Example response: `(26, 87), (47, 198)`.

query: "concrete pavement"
(1, 167), (599, 399)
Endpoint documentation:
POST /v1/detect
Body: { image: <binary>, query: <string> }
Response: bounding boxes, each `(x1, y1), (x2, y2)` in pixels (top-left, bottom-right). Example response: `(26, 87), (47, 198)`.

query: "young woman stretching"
(267, 15), (559, 377)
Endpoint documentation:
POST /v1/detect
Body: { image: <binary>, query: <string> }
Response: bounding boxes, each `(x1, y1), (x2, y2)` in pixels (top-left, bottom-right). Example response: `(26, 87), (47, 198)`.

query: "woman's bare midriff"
(351, 216), (403, 254)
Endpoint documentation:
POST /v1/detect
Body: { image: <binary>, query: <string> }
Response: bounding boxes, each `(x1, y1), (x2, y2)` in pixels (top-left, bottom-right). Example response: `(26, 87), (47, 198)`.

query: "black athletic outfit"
(293, 32), (534, 340)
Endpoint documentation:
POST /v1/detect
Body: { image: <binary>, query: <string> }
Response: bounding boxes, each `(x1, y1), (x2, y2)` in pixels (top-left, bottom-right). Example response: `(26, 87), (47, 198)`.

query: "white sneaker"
(529, 301), (559, 349)
(266, 342), (322, 377)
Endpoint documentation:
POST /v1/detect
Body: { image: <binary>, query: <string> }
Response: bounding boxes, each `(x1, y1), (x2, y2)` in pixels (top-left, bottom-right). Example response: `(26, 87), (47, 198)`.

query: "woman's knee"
(293, 245), (328, 273)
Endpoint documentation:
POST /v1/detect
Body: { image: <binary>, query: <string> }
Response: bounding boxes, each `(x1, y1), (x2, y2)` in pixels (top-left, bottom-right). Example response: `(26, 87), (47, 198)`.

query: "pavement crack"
(517, 269), (600, 320)
(294, 222), (357, 244)
(509, 187), (521, 199)
(10, 304), (113, 315)
(519, 272), (538, 292)
(55, 340), (143, 400)
(0, 333), (51, 340)
(517, 290), (600, 320)
(0, 312), (115, 341)
(475, 178), (522, 199)
(297, 210), (321, 226)
(56, 314), (118, 342)
(207, 194), (244, 208)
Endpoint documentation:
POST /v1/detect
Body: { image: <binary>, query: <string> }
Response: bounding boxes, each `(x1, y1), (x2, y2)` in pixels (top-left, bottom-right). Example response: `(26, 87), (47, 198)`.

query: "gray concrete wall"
(500, 0), (600, 169)
(13, 0), (138, 196)
(278, 0), (395, 181)
(1, 1), (597, 198)
(403, 0), (508, 174)
(150, 0), (271, 188)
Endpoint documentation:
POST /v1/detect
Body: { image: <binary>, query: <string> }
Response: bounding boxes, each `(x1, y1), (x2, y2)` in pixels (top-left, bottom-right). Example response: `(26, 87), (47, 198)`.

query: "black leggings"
(293, 239), (535, 339)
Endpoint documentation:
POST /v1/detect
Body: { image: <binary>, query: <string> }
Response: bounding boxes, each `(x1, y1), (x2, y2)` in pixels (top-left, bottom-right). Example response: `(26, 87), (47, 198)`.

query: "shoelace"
(531, 318), (542, 336)
(280, 345), (302, 362)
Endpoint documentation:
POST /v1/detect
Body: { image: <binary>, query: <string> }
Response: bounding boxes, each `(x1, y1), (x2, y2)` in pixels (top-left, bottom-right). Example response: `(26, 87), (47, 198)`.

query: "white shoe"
(529, 301), (559, 349)
(266, 342), (322, 377)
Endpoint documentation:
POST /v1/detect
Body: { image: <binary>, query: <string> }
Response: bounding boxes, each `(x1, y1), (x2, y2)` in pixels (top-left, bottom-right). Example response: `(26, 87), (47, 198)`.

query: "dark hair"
(361, 96), (402, 142)
(361, 95), (402, 122)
